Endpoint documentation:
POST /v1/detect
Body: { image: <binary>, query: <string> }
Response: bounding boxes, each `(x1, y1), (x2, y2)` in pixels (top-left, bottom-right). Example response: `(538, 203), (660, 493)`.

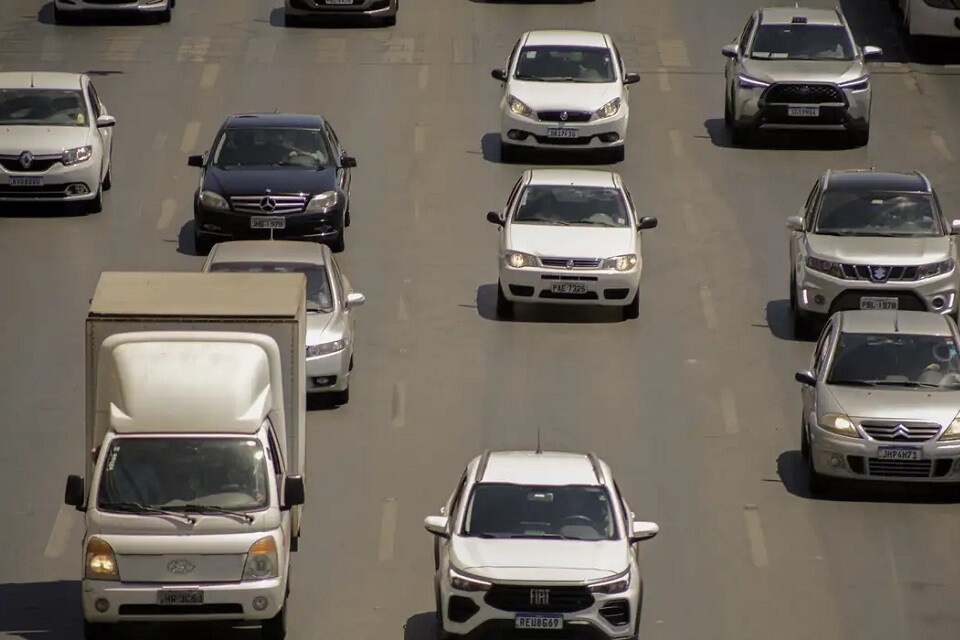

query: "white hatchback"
(487, 169), (657, 321)
(491, 30), (640, 163)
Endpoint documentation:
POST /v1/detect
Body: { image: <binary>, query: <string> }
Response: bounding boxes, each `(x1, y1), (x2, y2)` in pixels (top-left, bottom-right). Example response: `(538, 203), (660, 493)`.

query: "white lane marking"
(699, 286), (719, 331)
(390, 382), (406, 429)
(398, 294), (410, 321)
(681, 202), (699, 234)
(316, 38), (347, 64)
(156, 198), (177, 231)
(930, 131), (954, 162)
(882, 526), (909, 639)
(244, 37), (278, 65)
(657, 68), (670, 93)
(656, 39), (690, 68)
(40, 35), (64, 62)
(104, 35), (144, 63)
(383, 37), (415, 64)
(452, 36), (475, 64)
(180, 122), (201, 153)
(44, 505), (77, 559)
(413, 198), (422, 221)
(743, 505), (769, 568)
(378, 498), (398, 561)
(414, 125), (427, 154)
(668, 129), (684, 158)
(151, 130), (168, 152)
(177, 36), (212, 63)
(418, 65), (429, 91)
(720, 388), (739, 434)
(199, 63), (220, 90)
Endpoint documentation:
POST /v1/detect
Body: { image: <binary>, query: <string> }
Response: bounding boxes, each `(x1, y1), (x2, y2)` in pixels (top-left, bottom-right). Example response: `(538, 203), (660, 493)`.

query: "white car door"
(86, 81), (112, 177)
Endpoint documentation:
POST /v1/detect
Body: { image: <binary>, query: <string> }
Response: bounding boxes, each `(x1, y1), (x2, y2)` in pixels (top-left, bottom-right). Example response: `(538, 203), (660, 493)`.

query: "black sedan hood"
(203, 165), (338, 196)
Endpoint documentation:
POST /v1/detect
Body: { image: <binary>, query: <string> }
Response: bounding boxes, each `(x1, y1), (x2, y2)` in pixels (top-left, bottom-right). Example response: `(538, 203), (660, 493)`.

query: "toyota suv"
(787, 169), (960, 337)
(423, 450), (659, 640)
(722, 6), (882, 146)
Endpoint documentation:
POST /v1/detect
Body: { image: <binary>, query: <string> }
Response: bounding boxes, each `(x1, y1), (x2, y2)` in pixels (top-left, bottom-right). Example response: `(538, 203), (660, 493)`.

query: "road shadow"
(762, 299), (816, 342)
(703, 118), (860, 151)
(176, 220), (199, 256)
(838, 0), (960, 65)
(777, 450), (960, 503)
(480, 133), (618, 166)
(38, 2), (169, 26)
(476, 284), (627, 324)
(404, 612), (437, 640)
(268, 7), (390, 29)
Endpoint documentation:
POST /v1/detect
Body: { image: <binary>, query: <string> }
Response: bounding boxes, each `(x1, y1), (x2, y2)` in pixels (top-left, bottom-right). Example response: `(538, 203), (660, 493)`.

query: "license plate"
(251, 216), (286, 229)
(860, 297), (898, 311)
(550, 282), (587, 294)
(157, 589), (204, 605)
(787, 106), (819, 117)
(547, 128), (578, 138)
(515, 614), (563, 630)
(877, 446), (922, 461)
(9, 176), (43, 187)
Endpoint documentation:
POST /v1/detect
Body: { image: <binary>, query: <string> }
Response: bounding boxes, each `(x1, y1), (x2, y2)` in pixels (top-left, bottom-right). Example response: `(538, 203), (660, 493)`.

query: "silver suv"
(722, 6), (883, 146)
(787, 169), (960, 337)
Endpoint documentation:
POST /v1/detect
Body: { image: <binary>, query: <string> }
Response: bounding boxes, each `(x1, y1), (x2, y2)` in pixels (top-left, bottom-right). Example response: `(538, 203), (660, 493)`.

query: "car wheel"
(345, 208), (351, 227)
(330, 228), (345, 253)
(800, 418), (810, 460)
(724, 92), (733, 127)
(789, 276), (814, 339)
(850, 127), (869, 148)
(730, 124), (749, 146)
(84, 622), (113, 640)
(331, 387), (350, 406)
(157, 7), (172, 23)
(53, 5), (72, 24)
(495, 280), (514, 320)
(86, 186), (103, 214)
(284, 12), (304, 27)
(622, 290), (640, 320)
(807, 454), (832, 497)
(194, 229), (214, 256)
(383, 14), (397, 26)
(261, 598), (287, 640)
(608, 146), (625, 163)
(102, 164), (112, 192)
(500, 142), (517, 163)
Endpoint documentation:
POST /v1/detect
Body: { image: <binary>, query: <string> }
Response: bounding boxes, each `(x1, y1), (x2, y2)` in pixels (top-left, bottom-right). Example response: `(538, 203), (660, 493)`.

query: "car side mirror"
(96, 115), (116, 128)
(64, 475), (85, 510)
(187, 154), (204, 168)
(491, 69), (507, 82)
(721, 44), (739, 59)
(345, 292), (366, 309)
(487, 211), (504, 225)
(281, 476), (305, 510)
(862, 45), (883, 59)
(424, 515), (450, 538)
(785, 215), (804, 232)
(340, 156), (357, 168)
(950, 220), (960, 234)
(629, 521), (659, 543)
(795, 370), (817, 386)
(623, 72), (641, 85)
(637, 216), (658, 231)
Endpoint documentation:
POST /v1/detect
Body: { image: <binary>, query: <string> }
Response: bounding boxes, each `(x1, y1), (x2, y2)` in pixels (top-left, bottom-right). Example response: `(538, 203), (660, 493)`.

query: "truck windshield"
(97, 438), (270, 513)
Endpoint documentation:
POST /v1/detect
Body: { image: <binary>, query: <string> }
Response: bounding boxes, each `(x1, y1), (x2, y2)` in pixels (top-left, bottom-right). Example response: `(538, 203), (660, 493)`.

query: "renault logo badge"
(19, 151), (34, 169)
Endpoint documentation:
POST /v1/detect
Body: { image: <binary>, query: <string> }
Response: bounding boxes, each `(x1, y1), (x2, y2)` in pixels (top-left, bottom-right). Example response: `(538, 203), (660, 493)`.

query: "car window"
(514, 46), (617, 83)
(739, 16), (756, 51)
(505, 176), (525, 214)
(827, 332), (960, 389)
(814, 191), (943, 237)
(448, 473), (468, 522)
(813, 323), (833, 373)
(750, 24), (855, 61)
(212, 127), (330, 169)
(610, 42), (625, 77)
(87, 83), (102, 118)
(325, 123), (342, 155)
(209, 261), (334, 312)
(513, 185), (630, 227)
(802, 181), (820, 228)
(0, 88), (88, 127)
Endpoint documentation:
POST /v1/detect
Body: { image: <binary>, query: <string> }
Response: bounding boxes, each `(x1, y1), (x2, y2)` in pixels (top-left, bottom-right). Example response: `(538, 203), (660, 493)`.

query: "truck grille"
(860, 421), (941, 442)
(765, 83), (844, 104)
(484, 585), (594, 613)
(540, 257), (602, 269)
(537, 110), (593, 123)
(229, 194), (307, 214)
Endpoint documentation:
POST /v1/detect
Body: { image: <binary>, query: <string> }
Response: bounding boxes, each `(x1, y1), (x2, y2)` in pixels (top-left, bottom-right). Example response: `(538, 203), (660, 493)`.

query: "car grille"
(229, 194), (307, 214)
(0, 184), (73, 198)
(537, 110), (593, 123)
(764, 83), (844, 104)
(866, 458), (933, 478)
(0, 156), (61, 173)
(484, 585), (594, 613)
(838, 264), (919, 282)
(860, 421), (942, 442)
(540, 257), (602, 269)
(599, 600), (630, 626)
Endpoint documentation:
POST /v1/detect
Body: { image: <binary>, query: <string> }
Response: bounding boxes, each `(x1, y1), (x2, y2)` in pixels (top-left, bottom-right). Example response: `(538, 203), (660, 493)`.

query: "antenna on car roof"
(535, 428), (543, 455)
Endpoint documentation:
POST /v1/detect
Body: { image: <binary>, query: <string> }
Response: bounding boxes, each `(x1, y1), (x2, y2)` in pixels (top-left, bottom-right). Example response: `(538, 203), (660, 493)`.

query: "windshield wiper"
(827, 379), (879, 386)
(306, 303), (332, 314)
(513, 74), (543, 81)
(466, 532), (511, 538)
(99, 501), (196, 524)
(871, 380), (940, 388)
(173, 504), (255, 523)
(580, 220), (619, 227)
(510, 533), (582, 540)
(527, 217), (571, 226)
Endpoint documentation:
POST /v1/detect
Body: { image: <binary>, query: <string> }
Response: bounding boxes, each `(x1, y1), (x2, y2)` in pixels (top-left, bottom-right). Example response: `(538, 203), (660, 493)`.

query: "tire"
(284, 12), (304, 27)
(807, 455), (833, 497)
(331, 387), (350, 406)
(157, 7), (172, 23)
(789, 276), (815, 339)
(724, 93), (733, 127)
(102, 164), (112, 192)
(194, 228), (214, 256)
(622, 289), (640, 320)
(84, 621), (113, 640)
(86, 186), (103, 214)
(345, 208), (351, 227)
(608, 145), (625, 163)
(433, 537), (440, 570)
(850, 127), (869, 148)
(730, 124), (749, 146)
(261, 602), (287, 640)
(800, 418), (811, 460)
(53, 5), (71, 24)
(330, 228), (345, 253)
(500, 142), (517, 163)
(495, 280), (514, 320)
(383, 14), (397, 26)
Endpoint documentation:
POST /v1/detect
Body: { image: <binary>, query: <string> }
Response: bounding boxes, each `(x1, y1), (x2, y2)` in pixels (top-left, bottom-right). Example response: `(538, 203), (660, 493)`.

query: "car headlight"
(838, 76), (869, 92)
(602, 254), (638, 271)
(805, 256), (845, 279)
(62, 145), (93, 166)
(306, 339), (348, 357)
(940, 416), (960, 441)
(507, 95), (533, 118)
(199, 190), (230, 212)
(737, 74), (769, 89)
(306, 190), (339, 213)
(588, 569), (630, 594)
(817, 413), (861, 439)
(504, 251), (538, 268)
(243, 536), (279, 581)
(596, 98), (621, 119)
(85, 537), (119, 581)
(449, 567), (491, 592)
(917, 259), (954, 280)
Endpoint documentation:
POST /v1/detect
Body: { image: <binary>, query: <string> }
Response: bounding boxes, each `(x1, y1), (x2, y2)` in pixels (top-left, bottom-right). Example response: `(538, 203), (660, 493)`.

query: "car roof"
(825, 170), (930, 193)
(0, 71), (84, 91)
(206, 240), (327, 266)
(759, 7), (843, 26)
(522, 30), (609, 48)
(223, 113), (327, 129)
(475, 450), (606, 486)
(836, 310), (954, 336)
(526, 169), (619, 189)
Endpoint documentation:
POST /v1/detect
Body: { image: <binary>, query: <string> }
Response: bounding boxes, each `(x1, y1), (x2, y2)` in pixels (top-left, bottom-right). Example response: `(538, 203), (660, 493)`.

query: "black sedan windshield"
(828, 333), (960, 389)
(513, 186), (629, 227)
(212, 127), (330, 168)
(210, 261), (334, 312)
(515, 46), (616, 82)
(814, 191), (943, 237)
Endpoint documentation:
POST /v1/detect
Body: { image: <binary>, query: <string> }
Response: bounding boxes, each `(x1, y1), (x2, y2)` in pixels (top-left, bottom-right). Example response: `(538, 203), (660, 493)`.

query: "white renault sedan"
(487, 169), (657, 321)
(0, 72), (115, 213)
(53, 0), (174, 24)
(491, 30), (640, 163)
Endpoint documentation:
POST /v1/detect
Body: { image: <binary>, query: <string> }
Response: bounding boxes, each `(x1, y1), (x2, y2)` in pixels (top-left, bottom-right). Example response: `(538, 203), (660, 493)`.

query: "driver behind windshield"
(829, 334), (960, 388)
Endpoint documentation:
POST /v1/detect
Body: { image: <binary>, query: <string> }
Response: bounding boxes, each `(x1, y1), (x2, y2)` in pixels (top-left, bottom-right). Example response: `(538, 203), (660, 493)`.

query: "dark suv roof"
(223, 113), (326, 129)
(825, 170), (930, 193)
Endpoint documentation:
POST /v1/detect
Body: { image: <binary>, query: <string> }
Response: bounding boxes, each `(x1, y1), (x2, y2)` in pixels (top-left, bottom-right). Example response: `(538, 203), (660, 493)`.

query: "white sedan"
(0, 72), (115, 213)
(54, 0), (174, 24)
(487, 169), (657, 321)
(897, 0), (960, 44)
(492, 30), (640, 163)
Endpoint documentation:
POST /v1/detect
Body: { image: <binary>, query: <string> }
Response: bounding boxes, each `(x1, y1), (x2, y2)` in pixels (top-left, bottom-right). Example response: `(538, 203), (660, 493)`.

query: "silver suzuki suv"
(787, 169), (960, 338)
(722, 6), (883, 146)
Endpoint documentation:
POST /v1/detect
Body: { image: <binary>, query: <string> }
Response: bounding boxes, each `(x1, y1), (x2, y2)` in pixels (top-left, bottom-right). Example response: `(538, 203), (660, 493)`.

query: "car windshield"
(209, 261), (334, 312)
(513, 185), (630, 227)
(97, 437), (270, 513)
(212, 127), (330, 168)
(827, 333), (960, 389)
(0, 89), (88, 127)
(461, 483), (617, 541)
(750, 24), (855, 61)
(514, 46), (617, 82)
(814, 191), (943, 237)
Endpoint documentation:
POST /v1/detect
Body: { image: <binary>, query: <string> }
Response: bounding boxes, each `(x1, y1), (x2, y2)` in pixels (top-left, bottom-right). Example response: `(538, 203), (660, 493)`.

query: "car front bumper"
(500, 108), (628, 150)
(305, 346), (351, 392)
(195, 204), (344, 243)
(285, 0), (397, 17)
(55, 0), (170, 12)
(733, 83), (870, 132)
(0, 157), (102, 203)
(499, 264), (640, 306)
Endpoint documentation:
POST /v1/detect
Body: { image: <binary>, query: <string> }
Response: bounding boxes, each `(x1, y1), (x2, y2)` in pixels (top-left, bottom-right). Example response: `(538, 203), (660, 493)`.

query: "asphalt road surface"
(2, 1), (960, 639)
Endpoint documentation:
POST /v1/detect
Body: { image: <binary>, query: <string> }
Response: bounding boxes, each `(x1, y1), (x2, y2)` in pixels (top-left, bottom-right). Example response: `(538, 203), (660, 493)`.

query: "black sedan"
(188, 112), (356, 255)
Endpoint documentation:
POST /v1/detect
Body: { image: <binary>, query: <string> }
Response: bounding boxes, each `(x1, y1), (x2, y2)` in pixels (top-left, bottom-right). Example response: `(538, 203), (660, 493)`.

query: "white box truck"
(63, 272), (308, 640)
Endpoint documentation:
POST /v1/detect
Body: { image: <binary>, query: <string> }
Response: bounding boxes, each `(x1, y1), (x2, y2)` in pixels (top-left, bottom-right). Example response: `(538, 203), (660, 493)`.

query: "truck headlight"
(602, 254), (638, 271)
(85, 537), (119, 581)
(306, 190), (339, 213)
(199, 190), (230, 212)
(243, 536), (279, 580)
(838, 76), (869, 92)
(596, 98), (621, 118)
(306, 339), (348, 357)
(504, 251), (538, 268)
(805, 256), (844, 279)
(917, 259), (954, 280)
(62, 145), (93, 166)
(449, 567), (491, 592)
(940, 416), (960, 441)
(507, 95), (533, 118)
(737, 75), (769, 89)
(588, 569), (630, 594)
(817, 413), (860, 439)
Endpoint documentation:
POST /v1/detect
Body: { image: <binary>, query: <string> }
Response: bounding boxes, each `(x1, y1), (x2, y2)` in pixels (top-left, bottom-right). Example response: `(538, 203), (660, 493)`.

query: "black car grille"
(540, 257), (602, 269)
(118, 604), (244, 616)
(764, 83), (844, 104)
(0, 157), (61, 172)
(537, 110), (593, 123)
(229, 194), (307, 214)
(0, 184), (74, 198)
(839, 264), (919, 282)
(484, 586), (594, 613)
(860, 421), (942, 443)
(599, 600), (630, 626)
(829, 290), (926, 314)
(866, 458), (933, 478)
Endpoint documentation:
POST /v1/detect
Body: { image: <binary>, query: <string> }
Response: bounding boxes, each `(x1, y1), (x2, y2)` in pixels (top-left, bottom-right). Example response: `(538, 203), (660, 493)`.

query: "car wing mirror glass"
(491, 69), (507, 81)
(637, 216), (658, 230)
(623, 72), (641, 85)
(340, 156), (357, 168)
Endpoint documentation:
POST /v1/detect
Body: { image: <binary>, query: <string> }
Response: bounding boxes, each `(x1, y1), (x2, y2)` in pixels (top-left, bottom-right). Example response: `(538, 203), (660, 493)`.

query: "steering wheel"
(561, 514), (596, 527)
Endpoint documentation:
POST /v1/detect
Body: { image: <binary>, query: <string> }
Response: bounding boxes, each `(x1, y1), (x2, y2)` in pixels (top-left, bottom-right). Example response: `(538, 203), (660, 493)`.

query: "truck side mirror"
(282, 476), (305, 510)
(65, 475), (85, 510)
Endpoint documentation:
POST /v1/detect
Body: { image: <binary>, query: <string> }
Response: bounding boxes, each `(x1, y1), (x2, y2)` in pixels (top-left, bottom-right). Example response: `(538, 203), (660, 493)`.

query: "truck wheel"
(84, 621), (113, 640)
(262, 602), (287, 640)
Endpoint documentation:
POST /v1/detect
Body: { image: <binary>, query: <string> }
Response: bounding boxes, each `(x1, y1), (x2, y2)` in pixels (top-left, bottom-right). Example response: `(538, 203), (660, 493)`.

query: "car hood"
(740, 59), (864, 83)
(806, 234), (950, 264)
(0, 125), (91, 155)
(203, 165), (337, 196)
(507, 224), (636, 259)
(305, 310), (344, 345)
(452, 538), (628, 582)
(508, 80), (622, 112)
(823, 385), (960, 425)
